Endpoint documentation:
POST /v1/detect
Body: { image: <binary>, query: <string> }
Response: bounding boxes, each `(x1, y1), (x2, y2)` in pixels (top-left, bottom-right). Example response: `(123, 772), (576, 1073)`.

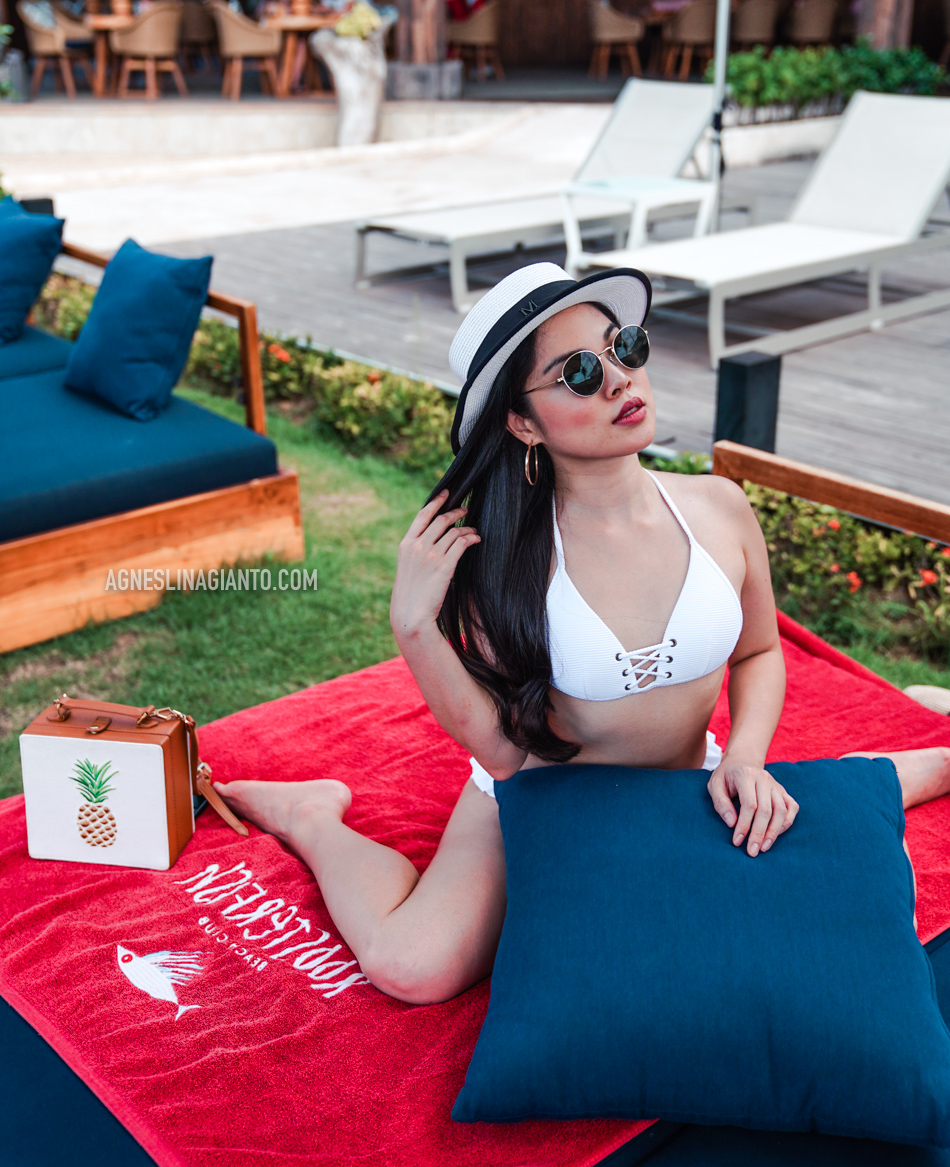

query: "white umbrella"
(707, 0), (731, 224)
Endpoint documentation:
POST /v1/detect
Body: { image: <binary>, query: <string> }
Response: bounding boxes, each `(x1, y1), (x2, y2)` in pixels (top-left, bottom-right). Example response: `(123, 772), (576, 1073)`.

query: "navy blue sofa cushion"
(0, 368), (277, 542)
(65, 239), (212, 422)
(0, 196), (65, 345)
(0, 325), (73, 381)
(453, 758), (950, 1147)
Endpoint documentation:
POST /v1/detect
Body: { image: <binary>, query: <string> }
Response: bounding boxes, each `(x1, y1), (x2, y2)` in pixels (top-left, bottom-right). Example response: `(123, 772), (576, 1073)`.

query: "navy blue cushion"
(0, 325), (73, 381)
(454, 758), (950, 1147)
(0, 196), (64, 345)
(64, 239), (212, 422)
(0, 368), (277, 541)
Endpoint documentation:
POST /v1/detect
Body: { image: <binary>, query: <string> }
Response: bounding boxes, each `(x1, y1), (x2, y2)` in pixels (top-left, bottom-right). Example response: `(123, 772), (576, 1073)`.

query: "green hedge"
(32, 275), (454, 477)
(31, 274), (950, 660)
(707, 41), (945, 116)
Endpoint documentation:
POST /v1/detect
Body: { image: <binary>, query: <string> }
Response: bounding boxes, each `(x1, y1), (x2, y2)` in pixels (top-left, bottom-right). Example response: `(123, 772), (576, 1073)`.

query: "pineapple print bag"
(20, 696), (247, 871)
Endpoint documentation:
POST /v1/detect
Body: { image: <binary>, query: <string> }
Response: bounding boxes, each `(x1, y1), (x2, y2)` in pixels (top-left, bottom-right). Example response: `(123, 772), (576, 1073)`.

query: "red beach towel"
(0, 610), (949, 1167)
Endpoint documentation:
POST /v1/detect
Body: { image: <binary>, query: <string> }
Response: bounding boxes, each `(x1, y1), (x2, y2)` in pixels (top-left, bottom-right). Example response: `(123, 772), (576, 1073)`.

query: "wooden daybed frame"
(711, 440), (950, 546)
(0, 242), (305, 655)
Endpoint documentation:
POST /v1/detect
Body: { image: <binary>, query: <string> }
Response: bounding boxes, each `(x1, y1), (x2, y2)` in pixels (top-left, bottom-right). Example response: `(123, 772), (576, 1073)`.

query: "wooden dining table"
(84, 11), (135, 97)
(264, 11), (338, 97)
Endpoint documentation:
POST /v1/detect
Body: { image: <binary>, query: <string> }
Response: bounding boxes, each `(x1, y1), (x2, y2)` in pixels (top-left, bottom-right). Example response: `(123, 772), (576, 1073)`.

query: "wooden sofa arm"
(59, 241), (268, 437)
(712, 440), (950, 545)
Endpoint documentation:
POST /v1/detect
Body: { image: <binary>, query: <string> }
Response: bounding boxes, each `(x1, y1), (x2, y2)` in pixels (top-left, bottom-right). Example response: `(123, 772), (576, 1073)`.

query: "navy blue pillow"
(65, 239), (212, 422)
(454, 758), (950, 1147)
(0, 195), (64, 344)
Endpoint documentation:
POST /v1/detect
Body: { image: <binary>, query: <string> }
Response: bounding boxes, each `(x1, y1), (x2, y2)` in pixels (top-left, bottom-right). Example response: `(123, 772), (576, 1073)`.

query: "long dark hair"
(428, 326), (583, 763)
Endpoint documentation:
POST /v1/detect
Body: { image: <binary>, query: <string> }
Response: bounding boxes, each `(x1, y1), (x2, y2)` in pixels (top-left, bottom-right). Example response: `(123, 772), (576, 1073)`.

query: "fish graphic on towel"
(116, 946), (204, 1020)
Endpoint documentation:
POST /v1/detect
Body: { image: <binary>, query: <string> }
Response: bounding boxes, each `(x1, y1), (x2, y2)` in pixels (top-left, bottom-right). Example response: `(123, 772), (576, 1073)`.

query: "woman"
(216, 263), (950, 1005)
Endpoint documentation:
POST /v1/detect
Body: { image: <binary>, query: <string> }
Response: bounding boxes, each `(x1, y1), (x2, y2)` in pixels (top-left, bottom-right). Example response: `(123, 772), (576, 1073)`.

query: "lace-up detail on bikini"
(616, 638), (677, 690)
(546, 472), (743, 702)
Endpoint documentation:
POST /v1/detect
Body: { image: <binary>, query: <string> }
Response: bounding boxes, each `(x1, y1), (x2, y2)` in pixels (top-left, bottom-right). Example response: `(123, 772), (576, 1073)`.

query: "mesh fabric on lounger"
(579, 91), (950, 366)
(1, 613), (950, 1166)
(355, 79), (716, 313)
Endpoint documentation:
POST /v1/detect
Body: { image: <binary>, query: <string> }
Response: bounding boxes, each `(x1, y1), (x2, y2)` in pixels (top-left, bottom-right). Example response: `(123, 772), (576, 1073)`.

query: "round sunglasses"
(525, 324), (650, 398)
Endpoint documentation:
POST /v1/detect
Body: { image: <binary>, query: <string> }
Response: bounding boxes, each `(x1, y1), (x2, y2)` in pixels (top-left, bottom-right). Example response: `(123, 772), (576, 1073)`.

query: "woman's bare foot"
(212, 779), (352, 845)
(841, 747), (950, 810)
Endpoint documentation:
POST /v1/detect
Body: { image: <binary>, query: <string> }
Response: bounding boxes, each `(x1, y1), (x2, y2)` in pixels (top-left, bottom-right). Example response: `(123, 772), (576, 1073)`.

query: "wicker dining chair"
(17, 0), (92, 97)
(52, 1), (93, 46)
(786, 0), (837, 45)
(732, 0), (781, 48)
(180, 0), (217, 72)
(208, 0), (280, 100)
(661, 0), (716, 79)
(109, 1), (187, 98)
(588, 0), (644, 78)
(446, 0), (504, 82)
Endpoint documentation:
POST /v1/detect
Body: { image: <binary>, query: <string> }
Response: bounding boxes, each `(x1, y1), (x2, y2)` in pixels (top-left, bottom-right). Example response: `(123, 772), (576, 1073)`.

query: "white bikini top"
(547, 471), (743, 702)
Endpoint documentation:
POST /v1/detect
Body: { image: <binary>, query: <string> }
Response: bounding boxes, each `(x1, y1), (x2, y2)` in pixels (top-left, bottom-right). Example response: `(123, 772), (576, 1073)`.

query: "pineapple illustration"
(70, 758), (118, 848)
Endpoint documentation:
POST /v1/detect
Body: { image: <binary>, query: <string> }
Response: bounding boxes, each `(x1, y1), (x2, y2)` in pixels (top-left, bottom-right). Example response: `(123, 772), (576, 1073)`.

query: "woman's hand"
(390, 489), (481, 641)
(707, 759), (799, 857)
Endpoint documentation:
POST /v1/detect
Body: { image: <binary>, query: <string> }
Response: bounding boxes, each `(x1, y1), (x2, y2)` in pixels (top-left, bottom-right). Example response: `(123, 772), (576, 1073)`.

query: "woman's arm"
(391, 490), (528, 780)
(705, 481), (799, 856)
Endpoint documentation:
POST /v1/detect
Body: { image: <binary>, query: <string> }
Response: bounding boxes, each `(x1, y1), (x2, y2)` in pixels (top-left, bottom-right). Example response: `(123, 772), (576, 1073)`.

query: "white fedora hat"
(449, 262), (652, 453)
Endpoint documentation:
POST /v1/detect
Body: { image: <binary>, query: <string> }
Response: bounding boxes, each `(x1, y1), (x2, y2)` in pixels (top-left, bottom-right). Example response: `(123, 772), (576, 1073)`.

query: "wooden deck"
(157, 158), (950, 505)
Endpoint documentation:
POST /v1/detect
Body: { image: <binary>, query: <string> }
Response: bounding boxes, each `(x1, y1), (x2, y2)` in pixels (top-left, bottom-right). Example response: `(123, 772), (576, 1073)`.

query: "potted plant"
(0, 19), (27, 100)
(310, 3), (397, 148)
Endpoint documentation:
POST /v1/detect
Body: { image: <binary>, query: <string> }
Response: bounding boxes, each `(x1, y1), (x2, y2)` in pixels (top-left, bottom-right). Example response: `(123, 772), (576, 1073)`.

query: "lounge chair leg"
(355, 227), (369, 286)
(221, 58), (231, 96)
(679, 44), (693, 80)
(230, 56), (242, 100)
(628, 200), (649, 250)
(449, 240), (471, 314)
(868, 263), (882, 324)
(169, 59), (189, 96)
(708, 290), (725, 369)
(145, 57), (158, 99)
(118, 57), (132, 98)
(627, 43), (642, 77)
(561, 190), (586, 279)
(58, 56), (77, 98)
(263, 58), (279, 96)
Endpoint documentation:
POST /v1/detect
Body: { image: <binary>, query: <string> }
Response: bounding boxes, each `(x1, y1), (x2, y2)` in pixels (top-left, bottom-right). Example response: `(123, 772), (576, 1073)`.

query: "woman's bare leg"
(839, 746), (950, 810)
(214, 777), (506, 1005)
(839, 747), (950, 932)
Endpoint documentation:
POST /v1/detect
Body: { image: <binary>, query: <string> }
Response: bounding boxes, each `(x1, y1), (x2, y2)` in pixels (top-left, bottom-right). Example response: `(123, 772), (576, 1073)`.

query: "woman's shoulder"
(649, 467), (751, 518)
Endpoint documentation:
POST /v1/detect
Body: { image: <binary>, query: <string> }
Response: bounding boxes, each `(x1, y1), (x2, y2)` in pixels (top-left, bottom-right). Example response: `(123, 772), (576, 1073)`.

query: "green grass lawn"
(1, 389), (947, 799)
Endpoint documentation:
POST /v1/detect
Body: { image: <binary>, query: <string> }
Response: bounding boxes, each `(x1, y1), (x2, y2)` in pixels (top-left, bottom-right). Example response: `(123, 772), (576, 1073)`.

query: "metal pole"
(709, 0), (731, 226)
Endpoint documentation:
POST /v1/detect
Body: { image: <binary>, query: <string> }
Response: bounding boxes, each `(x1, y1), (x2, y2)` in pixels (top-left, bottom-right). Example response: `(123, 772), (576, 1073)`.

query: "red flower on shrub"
(828, 518), (840, 530)
(920, 569), (939, 586)
(829, 563), (840, 573)
(846, 571), (862, 593)
(267, 343), (291, 363)
(942, 548), (950, 558)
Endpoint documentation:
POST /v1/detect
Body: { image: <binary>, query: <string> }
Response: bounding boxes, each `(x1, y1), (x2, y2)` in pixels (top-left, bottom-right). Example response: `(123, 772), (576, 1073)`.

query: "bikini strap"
(551, 493), (566, 567)
(644, 470), (695, 545)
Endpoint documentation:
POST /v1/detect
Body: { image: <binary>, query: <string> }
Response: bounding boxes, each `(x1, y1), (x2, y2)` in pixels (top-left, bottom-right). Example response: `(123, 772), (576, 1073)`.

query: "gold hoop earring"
(525, 443), (539, 487)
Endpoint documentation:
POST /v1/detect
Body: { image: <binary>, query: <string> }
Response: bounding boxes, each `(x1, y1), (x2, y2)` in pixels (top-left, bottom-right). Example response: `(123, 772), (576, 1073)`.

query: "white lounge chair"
(355, 78), (716, 313)
(579, 91), (950, 367)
